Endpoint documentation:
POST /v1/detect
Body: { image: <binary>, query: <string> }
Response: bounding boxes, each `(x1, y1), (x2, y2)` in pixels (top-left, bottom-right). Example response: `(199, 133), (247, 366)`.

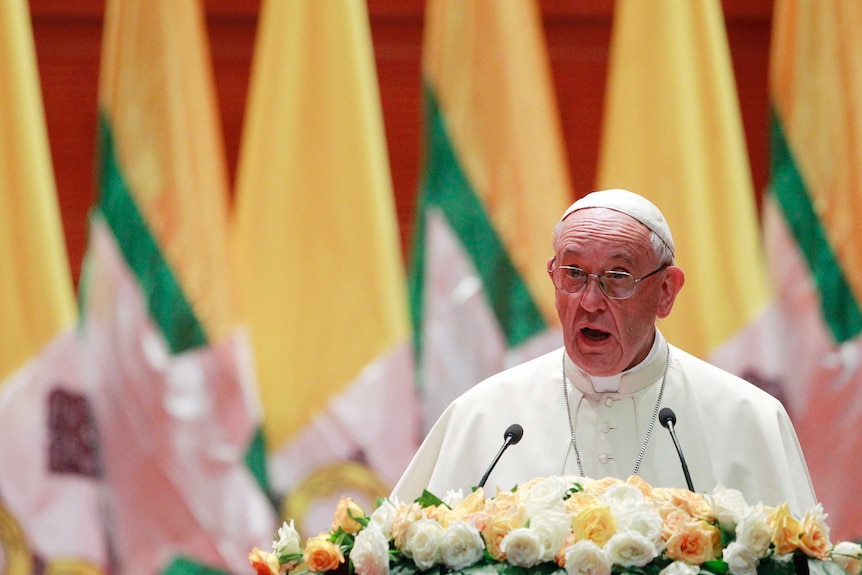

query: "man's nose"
(578, 274), (607, 310)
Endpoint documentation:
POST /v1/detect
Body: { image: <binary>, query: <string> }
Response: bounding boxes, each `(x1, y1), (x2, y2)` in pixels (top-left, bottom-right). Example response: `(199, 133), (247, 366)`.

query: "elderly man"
(393, 188), (817, 516)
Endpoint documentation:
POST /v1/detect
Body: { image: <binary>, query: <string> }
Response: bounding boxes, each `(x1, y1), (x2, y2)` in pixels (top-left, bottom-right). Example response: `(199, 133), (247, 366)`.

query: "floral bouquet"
(249, 475), (862, 575)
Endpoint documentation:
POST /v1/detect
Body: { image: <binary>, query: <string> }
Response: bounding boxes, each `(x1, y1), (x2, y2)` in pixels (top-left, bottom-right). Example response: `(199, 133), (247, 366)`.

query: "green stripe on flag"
(769, 107), (862, 342)
(410, 83), (547, 356)
(96, 112), (208, 354)
(162, 556), (229, 575)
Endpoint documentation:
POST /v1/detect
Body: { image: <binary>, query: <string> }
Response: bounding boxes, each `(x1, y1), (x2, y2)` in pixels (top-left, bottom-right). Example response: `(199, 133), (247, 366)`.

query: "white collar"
(566, 330), (668, 396)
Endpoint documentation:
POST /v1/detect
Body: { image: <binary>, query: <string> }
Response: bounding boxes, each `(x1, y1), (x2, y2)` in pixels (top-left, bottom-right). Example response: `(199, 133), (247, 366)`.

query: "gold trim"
(0, 502), (32, 575)
(44, 558), (103, 575)
(282, 462), (389, 534)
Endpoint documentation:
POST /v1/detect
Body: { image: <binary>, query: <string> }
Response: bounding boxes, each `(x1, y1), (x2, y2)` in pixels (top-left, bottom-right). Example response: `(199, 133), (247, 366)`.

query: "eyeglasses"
(548, 259), (669, 300)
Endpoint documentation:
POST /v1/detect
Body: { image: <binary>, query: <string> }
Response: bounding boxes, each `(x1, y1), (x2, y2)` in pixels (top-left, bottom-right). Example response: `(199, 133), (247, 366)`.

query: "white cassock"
(393, 330), (817, 516)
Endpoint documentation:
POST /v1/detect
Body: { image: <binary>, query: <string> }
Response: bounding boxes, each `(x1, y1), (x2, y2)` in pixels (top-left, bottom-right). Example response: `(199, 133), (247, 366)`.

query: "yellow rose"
(482, 508), (527, 560)
(570, 500), (617, 547)
(249, 547), (282, 575)
(303, 535), (345, 573)
(331, 497), (366, 534)
(768, 503), (802, 556)
(486, 490), (519, 515)
(798, 507), (831, 560)
(665, 520), (721, 565)
(563, 491), (601, 514)
(450, 489), (487, 523)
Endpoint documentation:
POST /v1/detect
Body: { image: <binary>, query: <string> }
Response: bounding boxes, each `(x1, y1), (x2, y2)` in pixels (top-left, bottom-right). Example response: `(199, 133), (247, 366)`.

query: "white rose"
(659, 560), (700, 575)
(440, 521), (484, 570)
(618, 508), (664, 549)
(369, 498), (400, 538)
(833, 541), (862, 575)
(403, 517), (444, 571)
(723, 541), (760, 575)
(529, 510), (572, 562)
(273, 520), (302, 557)
(603, 530), (658, 567)
(599, 484), (646, 509)
(351, 526), (391, 575)
(735, 503), (773, 557)
(707, 485), (749, 532)
(500, 527), (543, 568)
(521, 476), (570, 514)
(563, 540), (611, 575)
(443, 489), (466, 508)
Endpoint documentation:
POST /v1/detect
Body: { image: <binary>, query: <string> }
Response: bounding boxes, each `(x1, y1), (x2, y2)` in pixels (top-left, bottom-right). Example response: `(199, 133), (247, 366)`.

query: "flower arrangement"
(249, 475), (862, 575)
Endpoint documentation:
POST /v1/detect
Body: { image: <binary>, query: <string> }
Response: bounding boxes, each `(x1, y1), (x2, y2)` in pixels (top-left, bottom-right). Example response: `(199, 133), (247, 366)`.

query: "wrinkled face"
(549, 208), (684, 376)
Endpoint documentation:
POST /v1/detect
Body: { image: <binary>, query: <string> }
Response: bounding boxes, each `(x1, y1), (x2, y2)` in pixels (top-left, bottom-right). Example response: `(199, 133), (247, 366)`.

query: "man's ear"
(656, 266), (685, 319)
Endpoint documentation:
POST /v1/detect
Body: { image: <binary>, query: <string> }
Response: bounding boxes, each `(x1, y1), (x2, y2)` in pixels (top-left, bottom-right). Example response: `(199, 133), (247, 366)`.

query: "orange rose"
(798, 506), (831, 560)
(249, 547), (282, 575)
(555, 533), (578, 567)
(331, 497), (366, 534)
(768, 503), (802, 556)
(665, 520), (721, 564)
(303, 535), (345, 573)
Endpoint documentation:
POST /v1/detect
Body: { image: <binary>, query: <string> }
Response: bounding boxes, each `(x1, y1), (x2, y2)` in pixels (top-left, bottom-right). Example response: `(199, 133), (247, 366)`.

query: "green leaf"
(416, 489), (450, 509)
(702, 560), (730, 574)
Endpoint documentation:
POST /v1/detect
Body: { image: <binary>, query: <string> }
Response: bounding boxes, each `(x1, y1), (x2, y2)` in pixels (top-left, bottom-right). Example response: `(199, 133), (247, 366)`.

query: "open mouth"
(581, 327), (611, 341)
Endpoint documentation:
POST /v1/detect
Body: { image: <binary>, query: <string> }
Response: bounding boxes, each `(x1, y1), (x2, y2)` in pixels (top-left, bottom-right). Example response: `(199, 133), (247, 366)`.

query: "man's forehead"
(560, 188), (674, 255)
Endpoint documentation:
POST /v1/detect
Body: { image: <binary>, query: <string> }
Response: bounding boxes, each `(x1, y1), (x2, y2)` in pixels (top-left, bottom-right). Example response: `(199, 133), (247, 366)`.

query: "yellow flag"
(0, 1), (104, 572)
(232, 0), (418, 533)
(0, 0), (75, 382)
(597, 0), (770, 366)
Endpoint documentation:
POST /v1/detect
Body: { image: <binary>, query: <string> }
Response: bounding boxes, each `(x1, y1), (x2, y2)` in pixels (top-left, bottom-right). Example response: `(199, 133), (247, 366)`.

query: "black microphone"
(659, 408), (695, 492)
(477, 424), (524, 489)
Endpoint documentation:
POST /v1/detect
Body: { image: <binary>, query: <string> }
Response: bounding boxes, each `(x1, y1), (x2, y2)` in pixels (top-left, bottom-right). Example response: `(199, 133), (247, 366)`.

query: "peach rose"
(482, 508), (528, 560)
(660, 509), (694, 541)
(664, 520), (721, 565)
(303, 535), (345, 573)
(249, 547), (282, 575)
(651, 488), (712, 522)
(584, 477), (624, 495)
(798, 505), (831, 560)
(391, 502), (423, 549)
(768, 503), (802, 556)
(452, 488), (486, 519)
(625, 475), (654, 497)
(332, 497), (366, 535)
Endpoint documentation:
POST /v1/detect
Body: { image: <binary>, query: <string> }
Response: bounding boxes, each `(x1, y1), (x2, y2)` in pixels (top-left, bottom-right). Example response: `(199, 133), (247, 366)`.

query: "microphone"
(659, 408), (695, 492)
(477, 424), (524, 489)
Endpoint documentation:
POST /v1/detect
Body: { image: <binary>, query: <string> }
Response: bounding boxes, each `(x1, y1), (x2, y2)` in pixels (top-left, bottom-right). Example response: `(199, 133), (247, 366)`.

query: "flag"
(595, 0), (779, 387)
(231, 0), (418, 535)
(79, 0), (276, 572)
(0, 1), (105, 572)
(766, 0), (862, 542)
(414, 0), (572, 430)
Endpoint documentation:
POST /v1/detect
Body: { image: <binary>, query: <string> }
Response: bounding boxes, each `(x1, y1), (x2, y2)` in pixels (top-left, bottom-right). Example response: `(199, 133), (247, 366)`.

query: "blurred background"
(3, 1), (861, 574)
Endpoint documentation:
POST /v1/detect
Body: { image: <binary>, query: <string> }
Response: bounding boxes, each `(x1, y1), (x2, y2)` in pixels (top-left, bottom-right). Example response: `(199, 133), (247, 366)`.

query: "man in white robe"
(393, 189), (817, 516)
